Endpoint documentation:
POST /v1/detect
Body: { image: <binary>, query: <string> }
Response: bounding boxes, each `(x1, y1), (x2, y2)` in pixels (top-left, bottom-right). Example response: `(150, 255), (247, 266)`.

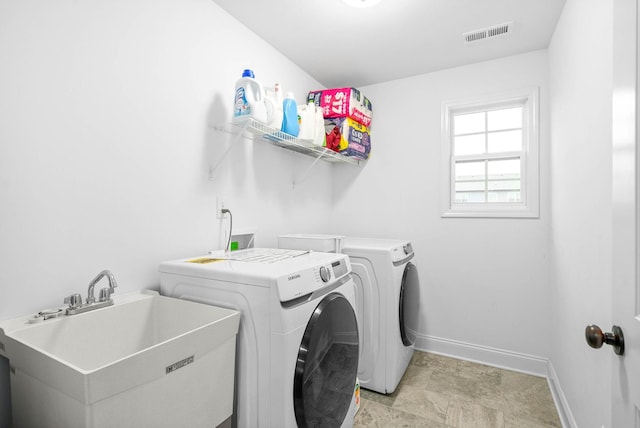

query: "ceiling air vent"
(463, 21), (513, 44)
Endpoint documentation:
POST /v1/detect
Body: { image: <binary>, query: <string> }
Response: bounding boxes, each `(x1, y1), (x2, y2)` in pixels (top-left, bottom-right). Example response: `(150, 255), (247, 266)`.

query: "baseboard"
(415, 334), (575, 428)
(547, 360), (577, 428)
(414, 334), (549, 376)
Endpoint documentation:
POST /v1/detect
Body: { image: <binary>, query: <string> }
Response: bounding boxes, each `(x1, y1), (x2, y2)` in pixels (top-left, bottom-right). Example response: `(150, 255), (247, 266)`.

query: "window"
(441, 87), (539, 218)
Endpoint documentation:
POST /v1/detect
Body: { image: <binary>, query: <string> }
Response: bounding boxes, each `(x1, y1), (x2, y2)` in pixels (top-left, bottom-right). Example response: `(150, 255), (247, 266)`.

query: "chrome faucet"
(63, 269), (118, 315)
(87, 270), (118, 304)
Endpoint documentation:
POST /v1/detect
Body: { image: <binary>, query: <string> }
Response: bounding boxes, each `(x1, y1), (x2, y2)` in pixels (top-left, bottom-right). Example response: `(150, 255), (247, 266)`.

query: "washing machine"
(341, 238), (420, 394)
(276, 235), (421, 395)
(159, 248), (359, 428)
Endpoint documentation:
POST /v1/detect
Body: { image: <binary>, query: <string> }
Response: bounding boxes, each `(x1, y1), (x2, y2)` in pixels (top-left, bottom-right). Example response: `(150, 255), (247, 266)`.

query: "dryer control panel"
(391, 241), (414, 265)
(276, 256), (351, 303)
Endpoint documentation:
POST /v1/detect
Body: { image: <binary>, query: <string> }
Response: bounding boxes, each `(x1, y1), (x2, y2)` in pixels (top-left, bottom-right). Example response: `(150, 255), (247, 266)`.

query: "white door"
(611, 0), (640, 426)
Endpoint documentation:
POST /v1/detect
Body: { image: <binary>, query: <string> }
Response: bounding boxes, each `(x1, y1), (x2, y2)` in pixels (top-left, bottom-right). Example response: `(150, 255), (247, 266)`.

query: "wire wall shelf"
(213, 119), (365, 166)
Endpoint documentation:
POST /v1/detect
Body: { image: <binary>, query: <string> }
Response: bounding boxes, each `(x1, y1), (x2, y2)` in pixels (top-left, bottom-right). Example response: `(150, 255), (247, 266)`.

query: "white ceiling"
(212, 0), (566, 88)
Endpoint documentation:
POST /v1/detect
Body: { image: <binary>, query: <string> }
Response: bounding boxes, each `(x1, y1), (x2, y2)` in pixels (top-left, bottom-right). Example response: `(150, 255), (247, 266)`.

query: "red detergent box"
(307, 88), (373, 127)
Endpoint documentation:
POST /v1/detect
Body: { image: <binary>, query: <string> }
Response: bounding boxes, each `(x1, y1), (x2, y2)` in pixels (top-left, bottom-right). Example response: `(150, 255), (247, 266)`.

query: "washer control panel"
(277, 256), (350, 303)
(313, 258), (348, 285)
(319, 266), (331, 282)
(330, 259), (348, 279)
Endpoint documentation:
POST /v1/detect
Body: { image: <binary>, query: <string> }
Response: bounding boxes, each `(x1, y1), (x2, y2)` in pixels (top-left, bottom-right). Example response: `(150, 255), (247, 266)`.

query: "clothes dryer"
(159, 248), (358, 428)
(341, 238), (421, 394)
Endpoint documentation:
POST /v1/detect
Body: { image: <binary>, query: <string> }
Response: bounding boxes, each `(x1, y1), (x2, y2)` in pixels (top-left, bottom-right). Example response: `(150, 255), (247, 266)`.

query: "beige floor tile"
(427, 370), (479, 400)
(502, 395), (561, 427)
(503, 413), (561, 428)
(497, 372), (560, 427)
(474, 387), (511, 412)
(412, 351), (460, 374)
(361, 387), (399, 407)
(476, 389), (560, 427)
(456, 360), (503, 386)
(355, 398), (451, 428)
(499, 371), (549, 397)
(361, 352), (561, 428)
(445, 397), (505, 428)
(399, 364), (434, 389)
(392, 384), (451, 423)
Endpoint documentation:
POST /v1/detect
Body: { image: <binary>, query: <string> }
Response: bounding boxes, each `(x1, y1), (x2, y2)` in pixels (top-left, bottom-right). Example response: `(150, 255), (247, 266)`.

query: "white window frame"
(441, 87), (539, 218)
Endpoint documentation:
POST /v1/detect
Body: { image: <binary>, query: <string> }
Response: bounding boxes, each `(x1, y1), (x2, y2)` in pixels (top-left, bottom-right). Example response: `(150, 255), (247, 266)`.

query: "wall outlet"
(216, 197), (226, 219)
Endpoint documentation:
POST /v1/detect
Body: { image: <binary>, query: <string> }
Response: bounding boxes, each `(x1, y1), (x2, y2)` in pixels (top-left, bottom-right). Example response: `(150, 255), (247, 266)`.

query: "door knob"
(585, 324), (625, 356)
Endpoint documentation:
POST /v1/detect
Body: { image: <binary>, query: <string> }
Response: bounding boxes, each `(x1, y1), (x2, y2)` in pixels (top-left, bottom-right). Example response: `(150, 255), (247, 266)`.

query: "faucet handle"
(64, 293), (83, 309)
(99, 287), (113, 302)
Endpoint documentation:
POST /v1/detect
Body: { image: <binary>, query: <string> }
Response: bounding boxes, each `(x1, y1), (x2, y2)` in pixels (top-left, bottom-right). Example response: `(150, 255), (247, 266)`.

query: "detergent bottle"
(281, 92), (299, 137)
(297, 102), (326, 146)
(311, 103), (326, 147)
(233, 69), (268, 124)
(264, 83), (284, 130)
(297, 101), (316, 141)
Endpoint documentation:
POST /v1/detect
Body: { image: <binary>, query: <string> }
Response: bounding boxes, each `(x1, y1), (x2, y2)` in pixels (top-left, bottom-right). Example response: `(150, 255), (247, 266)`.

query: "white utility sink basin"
(0, 290), (240, 428)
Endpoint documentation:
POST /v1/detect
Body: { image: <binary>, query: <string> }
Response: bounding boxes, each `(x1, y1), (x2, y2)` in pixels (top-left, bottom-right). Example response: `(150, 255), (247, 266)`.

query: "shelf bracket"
(208, 120), (252, 180)
(292, 151), (327, 188)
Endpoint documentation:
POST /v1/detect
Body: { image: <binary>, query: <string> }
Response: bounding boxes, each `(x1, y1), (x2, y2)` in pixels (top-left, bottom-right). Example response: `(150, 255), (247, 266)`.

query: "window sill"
(441, 205), (539, 219)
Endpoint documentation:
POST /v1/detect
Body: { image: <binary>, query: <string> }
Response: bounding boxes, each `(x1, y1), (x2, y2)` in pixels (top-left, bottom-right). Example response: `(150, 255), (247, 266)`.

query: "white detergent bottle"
(264, 83), (284, 130)
(233, 69), (268, 124)
(312, 104), (326, 146)
(281, 92), (299, 137)
(297, 102), (316, 141)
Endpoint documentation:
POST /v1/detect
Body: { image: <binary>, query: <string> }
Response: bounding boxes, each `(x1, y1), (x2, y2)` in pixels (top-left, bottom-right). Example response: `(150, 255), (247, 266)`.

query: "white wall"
(0, 0), (332, 319)
(548, 0), (613, 426)
(330, 51), (552, 369)
(0, 0), (333, 423)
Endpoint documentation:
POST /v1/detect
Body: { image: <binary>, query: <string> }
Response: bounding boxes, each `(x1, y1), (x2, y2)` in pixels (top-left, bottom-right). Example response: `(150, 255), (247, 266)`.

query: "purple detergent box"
(324, 117), (371, 160)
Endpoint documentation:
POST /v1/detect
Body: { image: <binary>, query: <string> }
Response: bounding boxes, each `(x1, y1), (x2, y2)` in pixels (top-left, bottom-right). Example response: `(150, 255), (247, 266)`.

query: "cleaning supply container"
(233, 69), (268, 124)
(297, 102), (316, 141)
(297, 102), (326, 146)
(264, 83), (284, 130)
(281, 92), (299, 137)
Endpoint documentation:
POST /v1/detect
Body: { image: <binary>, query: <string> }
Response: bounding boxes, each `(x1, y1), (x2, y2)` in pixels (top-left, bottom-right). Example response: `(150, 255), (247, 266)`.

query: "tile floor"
(354, 351), (562, 428)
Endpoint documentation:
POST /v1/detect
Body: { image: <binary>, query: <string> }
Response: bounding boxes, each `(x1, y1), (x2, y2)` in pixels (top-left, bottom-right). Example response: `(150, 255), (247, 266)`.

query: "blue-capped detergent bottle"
(281, 92), (299, 137)
(233, 69), (268, 124)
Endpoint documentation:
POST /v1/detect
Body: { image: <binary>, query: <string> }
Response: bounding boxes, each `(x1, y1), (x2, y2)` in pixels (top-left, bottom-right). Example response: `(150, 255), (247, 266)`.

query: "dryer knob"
(319, 266), (331, 283)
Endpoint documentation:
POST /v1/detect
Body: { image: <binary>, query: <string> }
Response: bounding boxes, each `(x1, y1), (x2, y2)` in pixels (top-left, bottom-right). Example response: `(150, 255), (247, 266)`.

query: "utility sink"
(0, 290), (240, 428)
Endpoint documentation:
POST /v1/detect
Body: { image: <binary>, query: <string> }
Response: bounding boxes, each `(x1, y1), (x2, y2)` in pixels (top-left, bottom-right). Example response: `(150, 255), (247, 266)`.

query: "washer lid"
(278, 234), (344, 253)
(159, 249), (352, 301)
(342, 237), (414, 263)
(212, 248), (310, 264)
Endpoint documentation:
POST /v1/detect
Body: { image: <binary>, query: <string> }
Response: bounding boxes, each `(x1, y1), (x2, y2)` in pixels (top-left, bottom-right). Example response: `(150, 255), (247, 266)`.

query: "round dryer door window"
(399, 262), (420, 346)
(293, 293), (359, 428)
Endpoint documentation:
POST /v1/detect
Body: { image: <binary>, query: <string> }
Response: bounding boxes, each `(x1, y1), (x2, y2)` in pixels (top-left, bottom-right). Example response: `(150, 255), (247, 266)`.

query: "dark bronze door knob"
(585, 324), (625, 356)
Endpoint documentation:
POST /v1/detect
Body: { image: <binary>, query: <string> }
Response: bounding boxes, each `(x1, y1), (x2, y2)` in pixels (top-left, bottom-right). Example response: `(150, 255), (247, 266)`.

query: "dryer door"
(399, 262), (420, 346)
(293, 293), (359, 428)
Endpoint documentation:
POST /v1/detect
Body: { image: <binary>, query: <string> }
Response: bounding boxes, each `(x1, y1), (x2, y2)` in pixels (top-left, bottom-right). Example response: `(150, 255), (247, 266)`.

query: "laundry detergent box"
(307, 87), (373, 127)
(324, 117), (371, 160)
